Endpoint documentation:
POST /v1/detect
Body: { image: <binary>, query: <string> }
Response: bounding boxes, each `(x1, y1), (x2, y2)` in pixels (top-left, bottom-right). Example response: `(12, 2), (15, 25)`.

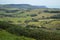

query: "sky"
(0, 0), (60, 8)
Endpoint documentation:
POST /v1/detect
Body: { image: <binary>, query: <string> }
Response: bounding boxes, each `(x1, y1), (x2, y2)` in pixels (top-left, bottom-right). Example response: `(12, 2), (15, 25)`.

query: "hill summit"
(0, 4), (47, 9)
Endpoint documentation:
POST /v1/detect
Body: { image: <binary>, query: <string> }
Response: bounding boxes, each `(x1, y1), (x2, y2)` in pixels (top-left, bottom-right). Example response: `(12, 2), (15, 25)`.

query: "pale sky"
(0, 0), (60, 8)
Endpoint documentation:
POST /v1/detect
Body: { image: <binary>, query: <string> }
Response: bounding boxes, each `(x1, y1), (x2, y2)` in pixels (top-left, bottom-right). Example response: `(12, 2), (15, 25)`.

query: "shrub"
(30, 14), (37, 17)
(0, 21), (60, 40)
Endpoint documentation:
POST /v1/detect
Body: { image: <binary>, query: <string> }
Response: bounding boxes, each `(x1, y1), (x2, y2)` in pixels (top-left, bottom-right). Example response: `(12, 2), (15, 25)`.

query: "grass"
(0, 17), (32, 24)
(0, 29), (35, 40)
(44, 20), (60, 28)
(0, 6), (60, 40)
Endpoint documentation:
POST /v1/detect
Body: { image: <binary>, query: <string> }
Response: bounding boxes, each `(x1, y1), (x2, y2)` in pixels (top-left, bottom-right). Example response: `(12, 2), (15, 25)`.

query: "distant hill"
(0, 4), (47, 9)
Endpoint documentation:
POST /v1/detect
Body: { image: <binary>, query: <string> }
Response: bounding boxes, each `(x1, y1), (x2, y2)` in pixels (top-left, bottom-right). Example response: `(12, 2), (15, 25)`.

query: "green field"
(0, 7), (60, 40)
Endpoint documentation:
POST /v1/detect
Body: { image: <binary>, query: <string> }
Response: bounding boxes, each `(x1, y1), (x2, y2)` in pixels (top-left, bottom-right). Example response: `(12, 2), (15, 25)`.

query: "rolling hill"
(0, 4), (47, 9)
(0, 4), (60, 40)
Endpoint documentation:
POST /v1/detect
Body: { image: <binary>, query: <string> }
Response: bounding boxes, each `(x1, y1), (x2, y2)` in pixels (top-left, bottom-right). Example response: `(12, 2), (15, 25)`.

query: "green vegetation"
(0, 30), (35, 40)
(0, 21), (60, 40)
(0, 7), (60, 40)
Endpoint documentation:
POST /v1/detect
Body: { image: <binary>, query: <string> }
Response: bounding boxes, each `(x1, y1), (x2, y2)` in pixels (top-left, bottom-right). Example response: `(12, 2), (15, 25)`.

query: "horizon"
(0, 0), (60, 8)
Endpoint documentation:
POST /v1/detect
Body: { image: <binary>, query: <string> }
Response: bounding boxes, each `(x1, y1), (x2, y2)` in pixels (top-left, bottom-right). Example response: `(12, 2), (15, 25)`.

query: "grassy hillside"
(0, 8), (60, 28)
(0, 21), (60, 40)
(0, 30), (35, 40)
(0, 7), (60, 40)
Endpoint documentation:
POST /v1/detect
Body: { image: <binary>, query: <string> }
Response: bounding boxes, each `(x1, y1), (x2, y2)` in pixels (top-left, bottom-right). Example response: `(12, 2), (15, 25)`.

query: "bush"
(0, 21), (60, 40)
(30, 14), (37, 17)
